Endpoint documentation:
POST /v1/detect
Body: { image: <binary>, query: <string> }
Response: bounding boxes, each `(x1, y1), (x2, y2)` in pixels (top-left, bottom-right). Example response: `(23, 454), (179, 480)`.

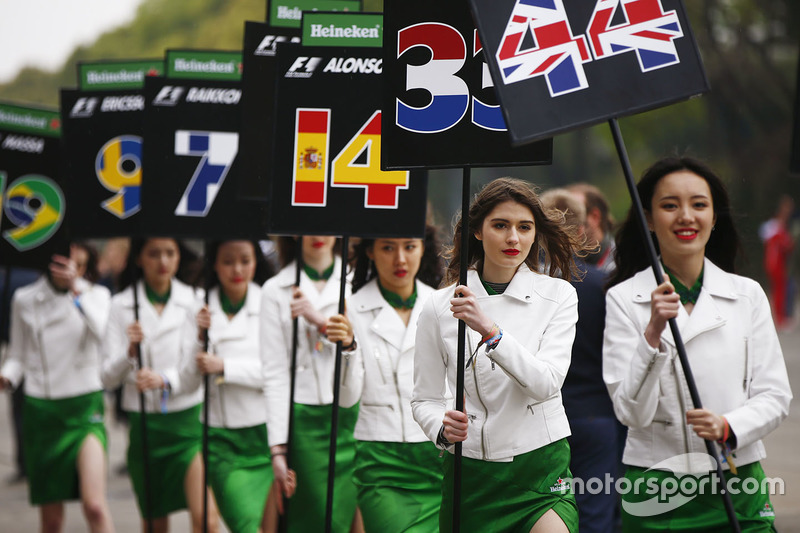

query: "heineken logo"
(86, 69), (148, 86)
(174, 58), (237, 75)
(100, 95), (145, 112)
(185, 87), (241, 105)
(277, 6), (302, 20)
(309, 24), (380, 40)
(0, 109), (48, 130)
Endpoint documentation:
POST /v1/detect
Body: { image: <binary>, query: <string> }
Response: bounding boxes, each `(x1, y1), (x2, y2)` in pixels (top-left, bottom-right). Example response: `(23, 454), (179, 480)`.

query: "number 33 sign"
(469, 0), (709, 146)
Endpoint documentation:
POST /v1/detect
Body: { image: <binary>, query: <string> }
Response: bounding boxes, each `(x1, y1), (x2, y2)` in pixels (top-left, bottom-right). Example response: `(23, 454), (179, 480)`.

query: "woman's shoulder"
(263, 263), (295, 291)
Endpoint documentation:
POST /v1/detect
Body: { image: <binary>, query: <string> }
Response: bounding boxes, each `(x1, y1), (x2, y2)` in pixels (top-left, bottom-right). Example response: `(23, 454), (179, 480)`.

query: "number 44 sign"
(469, 0), (708, 145)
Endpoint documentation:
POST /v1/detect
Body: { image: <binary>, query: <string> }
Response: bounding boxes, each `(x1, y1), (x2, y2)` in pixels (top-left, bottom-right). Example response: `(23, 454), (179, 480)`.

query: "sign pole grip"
(609, 118), (741, 532)
(131, 272), (154, 533)
(453, 167), (471, 532)
(279, 239), (304, 533)
(324, 235), (349, 533)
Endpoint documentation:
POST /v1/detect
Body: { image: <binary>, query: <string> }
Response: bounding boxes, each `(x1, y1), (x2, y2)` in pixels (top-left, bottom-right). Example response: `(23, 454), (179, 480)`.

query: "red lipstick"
(502, 249), (520, 256)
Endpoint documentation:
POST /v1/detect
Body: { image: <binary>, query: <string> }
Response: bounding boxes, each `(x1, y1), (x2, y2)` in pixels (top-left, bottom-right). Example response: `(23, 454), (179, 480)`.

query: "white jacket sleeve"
(603, 288), (671, 429)
(724, 285), (792, 449)
(1, 295), (27, 388)
(76, 284), (111, 342)
(261, 284), (291, 447)
(411, 297), (450, 445)
(488, 285), (578, 401)
(101, 302), (136, 389)
(338, 305), (365, 408)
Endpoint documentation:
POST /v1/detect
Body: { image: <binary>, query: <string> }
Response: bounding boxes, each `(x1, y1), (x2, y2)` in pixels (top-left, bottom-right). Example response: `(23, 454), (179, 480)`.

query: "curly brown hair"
(443, 177), (585, 286)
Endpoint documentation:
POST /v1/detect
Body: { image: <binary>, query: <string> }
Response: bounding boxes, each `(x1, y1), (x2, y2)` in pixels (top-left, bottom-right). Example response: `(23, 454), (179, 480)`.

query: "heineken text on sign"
(0, 102), (60, 138)
(381, 0), (552, 169)
(271, 43), (427, 238)
(166, 50), (243, 81)
(268, 0), (361, 28)
(78, 60), (164, 90)
(468, 0), (709, 145)
(0, 102), (67, 266)
(302, 12), (382, 47)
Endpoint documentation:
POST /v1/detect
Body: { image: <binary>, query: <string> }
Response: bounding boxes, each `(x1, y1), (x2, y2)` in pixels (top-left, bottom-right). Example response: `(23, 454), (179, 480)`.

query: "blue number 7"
(174, 130), (239, 217)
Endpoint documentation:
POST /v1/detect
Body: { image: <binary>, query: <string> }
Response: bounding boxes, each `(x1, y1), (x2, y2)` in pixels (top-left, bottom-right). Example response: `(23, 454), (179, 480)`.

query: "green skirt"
(286, 403), (359, 533)
(440, 439), (578, 533)
(622, 462), (777, 532)
(127, 404), (202, 519)
(23, 391), (107, 505)
(208, 424), (273, 533)
(354, 440), (443, 533)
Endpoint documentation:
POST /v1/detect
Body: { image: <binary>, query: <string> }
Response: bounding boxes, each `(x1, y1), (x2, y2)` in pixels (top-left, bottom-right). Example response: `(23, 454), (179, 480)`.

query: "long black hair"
(118, 237), (198, 290)
(351, 225), (444, 294)
(204, 239), (275, 288)
(607, 156), (742, 288)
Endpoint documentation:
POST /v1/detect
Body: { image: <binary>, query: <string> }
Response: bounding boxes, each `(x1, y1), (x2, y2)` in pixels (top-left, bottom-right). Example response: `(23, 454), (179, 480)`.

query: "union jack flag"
(496, 0), (592, 97)
(587, 0), (683, 71)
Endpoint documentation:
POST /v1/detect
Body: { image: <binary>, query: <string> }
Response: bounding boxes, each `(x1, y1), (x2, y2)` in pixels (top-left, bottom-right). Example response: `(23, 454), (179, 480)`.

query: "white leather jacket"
(175, 284), (284, 437)
(260, 257), (349, 445)
(604, 259), (792, 473)
(340, 278), (435, 443)
(102, 279), (203, 413)
(412, 266), (577, 461)
(2, 277), (110, 399)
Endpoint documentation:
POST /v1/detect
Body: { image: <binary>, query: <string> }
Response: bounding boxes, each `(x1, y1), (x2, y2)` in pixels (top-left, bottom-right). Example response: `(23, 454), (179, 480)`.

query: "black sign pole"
(609, 118), (741, 532)
(324, 235), (349, 533)
(453, 168), (470, 532)
(130, 268), (154, 533)
(279, 238), (304, 533)
(201, 241), (211, 533)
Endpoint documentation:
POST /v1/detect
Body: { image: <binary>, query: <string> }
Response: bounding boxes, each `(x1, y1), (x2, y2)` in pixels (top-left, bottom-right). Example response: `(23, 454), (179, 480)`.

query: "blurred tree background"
(0, 0), (797, 280)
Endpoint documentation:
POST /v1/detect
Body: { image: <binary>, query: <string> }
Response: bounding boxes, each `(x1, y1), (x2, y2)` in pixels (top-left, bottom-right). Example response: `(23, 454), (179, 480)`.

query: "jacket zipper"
(672, 359), (691, 454)
(342, 352), (350, 388)
(633, 353), (658, 401)
(392, 367), (405, 442)
(36, 328), (51, 399)
(309, 332), (323, 404)
(743, 337), (749, 392)
(467, 333), (489, 459)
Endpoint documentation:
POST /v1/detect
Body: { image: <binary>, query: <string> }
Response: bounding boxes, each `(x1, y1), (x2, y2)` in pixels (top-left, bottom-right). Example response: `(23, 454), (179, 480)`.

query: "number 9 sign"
(0, 172), (66, 251)
(95, 135), (142, 219)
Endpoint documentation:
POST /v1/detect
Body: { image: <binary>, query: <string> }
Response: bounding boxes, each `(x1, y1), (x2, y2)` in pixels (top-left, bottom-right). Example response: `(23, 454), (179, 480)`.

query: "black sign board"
(239, 21), (301, 200)
(0, 102), (67, 268)
(141, 76), (265, 239)
(468, 0), (709, 146)
(271, 44), (427, 237)
(381, 0), (552, 170)
(61, 89), (145, 238)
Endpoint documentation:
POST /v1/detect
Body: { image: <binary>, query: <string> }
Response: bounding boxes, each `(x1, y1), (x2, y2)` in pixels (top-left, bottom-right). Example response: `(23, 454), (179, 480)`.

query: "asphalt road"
(1, 326), (799, 532)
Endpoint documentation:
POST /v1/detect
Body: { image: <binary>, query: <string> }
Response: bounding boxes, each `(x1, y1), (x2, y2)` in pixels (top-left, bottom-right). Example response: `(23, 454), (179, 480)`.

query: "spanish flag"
(293, 108), (330, 206)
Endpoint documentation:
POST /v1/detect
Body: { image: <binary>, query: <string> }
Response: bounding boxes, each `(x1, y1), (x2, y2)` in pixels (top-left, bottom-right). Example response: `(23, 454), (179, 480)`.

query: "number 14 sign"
(270, 44), (427, 238)
(470, 0), (708, 146)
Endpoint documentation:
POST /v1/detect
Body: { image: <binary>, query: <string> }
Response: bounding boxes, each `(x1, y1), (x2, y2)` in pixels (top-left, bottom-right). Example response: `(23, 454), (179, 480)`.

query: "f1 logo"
(286, 57), (323, 78)
(153, 86), (185, 106)
(255, 34), (301, 57)
(70, 97), (99, 118)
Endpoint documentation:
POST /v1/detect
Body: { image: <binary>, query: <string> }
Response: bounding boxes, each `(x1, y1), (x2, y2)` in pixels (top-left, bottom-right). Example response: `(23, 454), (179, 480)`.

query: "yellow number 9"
(95, 135), (142, 219)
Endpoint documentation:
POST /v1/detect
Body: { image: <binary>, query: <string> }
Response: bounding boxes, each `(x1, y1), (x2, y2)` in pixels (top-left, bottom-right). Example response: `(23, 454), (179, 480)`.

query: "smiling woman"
(0, 0), (144, 83)
(603, 156), (792, 531)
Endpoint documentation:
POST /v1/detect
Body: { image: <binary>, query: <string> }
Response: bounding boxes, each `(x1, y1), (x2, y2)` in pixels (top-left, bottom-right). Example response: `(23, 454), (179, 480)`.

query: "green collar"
(145, 283), (170, 305)
(664, 265), (704, 305)
(304, 262), (334, 282)
(480, 276), (509, 296)
(220, 289), (246, 316)
(378, 280), (417, 310)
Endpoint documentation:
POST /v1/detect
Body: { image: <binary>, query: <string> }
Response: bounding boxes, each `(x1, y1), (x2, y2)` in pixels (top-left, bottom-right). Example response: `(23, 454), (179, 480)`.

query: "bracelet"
(271, 451), (287, 457)
(717, 416), (730, 444)
(481, 323), (502, 353)
(341, 338), (356, 350)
